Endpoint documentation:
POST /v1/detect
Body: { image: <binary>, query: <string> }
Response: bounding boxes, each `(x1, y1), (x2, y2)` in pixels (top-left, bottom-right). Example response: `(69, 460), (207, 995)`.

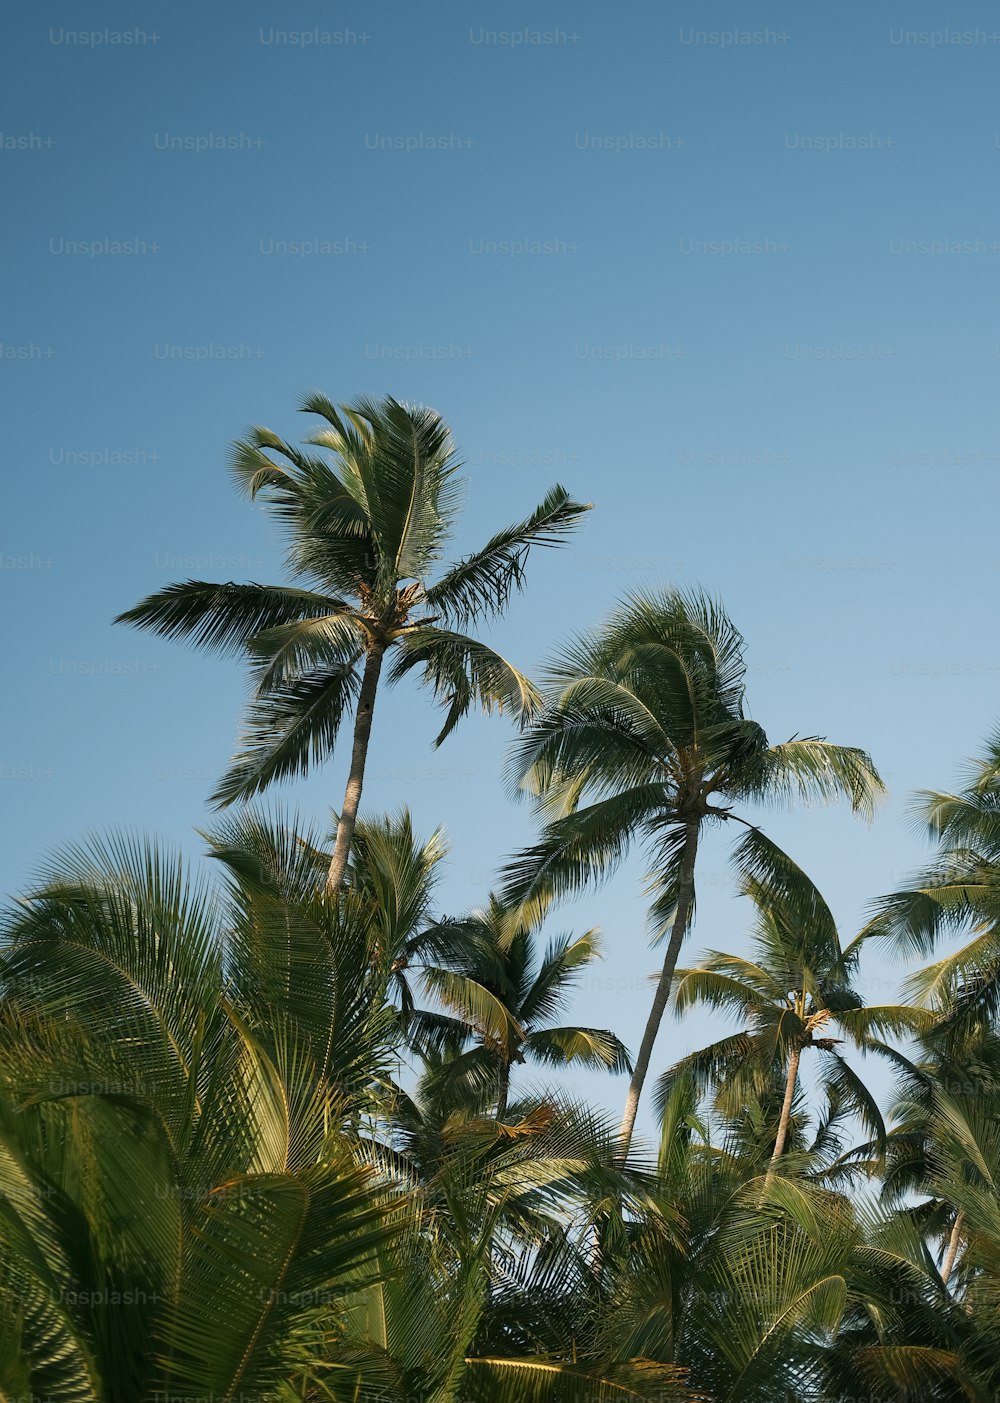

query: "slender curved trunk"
(327, 645), (385, 893)
(765, 1041), (802, 1182)
(941, 1209), (964, 1285)
(617, 820), (699, 1157)
(496, 1059), (510, 1121)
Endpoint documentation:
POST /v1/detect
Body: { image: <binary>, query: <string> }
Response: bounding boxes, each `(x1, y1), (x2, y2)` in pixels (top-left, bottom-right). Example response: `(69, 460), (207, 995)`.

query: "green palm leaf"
(210, 662), (362, 807)
(526, 1026), (633, 1073)
(388, 627), (541, 746)
(425, 485), (592, 626)
(114, 580), (341, 653)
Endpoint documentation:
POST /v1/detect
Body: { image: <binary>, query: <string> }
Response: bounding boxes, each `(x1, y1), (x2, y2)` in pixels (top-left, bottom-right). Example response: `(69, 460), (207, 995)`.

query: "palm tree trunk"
(327, 645), (385, 893)
(617, 820), (699, 1157)
(496, 1059), (510, 1120)
(941, 1209), (964, 1285)
(765, 1041), (802, 1181)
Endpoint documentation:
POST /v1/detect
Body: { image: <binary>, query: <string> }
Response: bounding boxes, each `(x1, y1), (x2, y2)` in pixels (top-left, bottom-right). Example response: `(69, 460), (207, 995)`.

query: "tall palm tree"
(116, 393), (590, 890)
(416, 895), (632, 1117)
(660, 831), (928, 1181)
(501, 589), (884, 1153)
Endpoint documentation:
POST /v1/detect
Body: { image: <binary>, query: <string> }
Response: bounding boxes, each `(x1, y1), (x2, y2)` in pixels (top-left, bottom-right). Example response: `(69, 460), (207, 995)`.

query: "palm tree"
(874, 729), (1000, 1029)
(501, 589), (884, 1153)
(534, 1070), (968, 1403)
(0, 832), (399, 1402)
(416, 895), (633, 1118)
(871, 1033), (1000, 1290)
(243, 810), (697, 1400)
(361, 1056), (631, 1261)
(341, 1217), (696, 1403)
(830, 1020), (1000, 1398)
(660, 831), (928, 1181)
(249, 806), (634, 1121)
(116, 393), (590, 891)
(0, 825), (680, 1403)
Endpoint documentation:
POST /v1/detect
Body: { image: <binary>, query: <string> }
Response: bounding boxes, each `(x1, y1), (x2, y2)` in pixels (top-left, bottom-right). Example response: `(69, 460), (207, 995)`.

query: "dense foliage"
(4, 395), (997, 1401)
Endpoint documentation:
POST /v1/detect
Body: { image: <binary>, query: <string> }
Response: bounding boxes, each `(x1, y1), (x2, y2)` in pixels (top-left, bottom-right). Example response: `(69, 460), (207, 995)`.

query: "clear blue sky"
(4, 0), (999, 1145)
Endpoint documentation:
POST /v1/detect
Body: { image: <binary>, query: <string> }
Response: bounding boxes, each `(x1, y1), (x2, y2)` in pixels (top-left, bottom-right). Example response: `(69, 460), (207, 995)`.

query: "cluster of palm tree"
(4, 393), (1000, 1400)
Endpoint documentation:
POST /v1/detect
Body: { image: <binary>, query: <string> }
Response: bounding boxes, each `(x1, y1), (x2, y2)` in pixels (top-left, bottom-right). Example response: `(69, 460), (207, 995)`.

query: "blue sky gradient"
(4, 0), (1000, 1142)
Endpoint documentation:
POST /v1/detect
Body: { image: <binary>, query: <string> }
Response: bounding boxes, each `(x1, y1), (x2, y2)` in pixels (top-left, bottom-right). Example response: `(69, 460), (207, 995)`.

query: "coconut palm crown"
(416, 894), (633, 1118)
(872, 730), (1000, 1033)
(116, 393), (590, 889)
(501, 588), (885, 1153)
(660, 830), (929, 1180)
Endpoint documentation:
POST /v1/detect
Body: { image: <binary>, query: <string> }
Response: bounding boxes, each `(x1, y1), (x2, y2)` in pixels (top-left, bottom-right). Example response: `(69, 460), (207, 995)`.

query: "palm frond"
(210, 661), (362, 807)
(500, 785), (669, 909)
(389, 627), (542, 745)
(526, 1026), (633, 1074)
(425, 485), (591, 626)
(115, 580), (342, 654)
(737, 738), (885, 818)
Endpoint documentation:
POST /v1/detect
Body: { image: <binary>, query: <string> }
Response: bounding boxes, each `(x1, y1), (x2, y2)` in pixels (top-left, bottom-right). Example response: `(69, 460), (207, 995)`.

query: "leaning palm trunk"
(765, 1041), (802, 1182)
(617, 821), (699, 1156)
(328, 646), (384, 892)
(941, 1209), (964, 1285)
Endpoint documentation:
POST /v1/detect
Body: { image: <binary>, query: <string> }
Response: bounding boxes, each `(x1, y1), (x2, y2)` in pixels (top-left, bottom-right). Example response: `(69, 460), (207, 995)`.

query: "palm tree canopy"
(0, 830), (403, 1403)
(116, 393), (590, 805)
(869, 734), (1000, 1041)
(660, 832), (930, 1150)
(562, 1077), (969, 1403)
(0, 823), (673, 1403)
(419, 896), (632, 1078)
(502, 588), (884, 934)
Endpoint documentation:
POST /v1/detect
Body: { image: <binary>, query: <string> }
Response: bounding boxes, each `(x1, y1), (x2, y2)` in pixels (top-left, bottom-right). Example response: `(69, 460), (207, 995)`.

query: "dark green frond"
(425, 485), (591, 626)
(526, 1026), (633, 1074)
(115, 580), (341, 655)
(500, 785), (670, 909)
(210, 662), (362, 807)
(389, 627), (541, 746)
